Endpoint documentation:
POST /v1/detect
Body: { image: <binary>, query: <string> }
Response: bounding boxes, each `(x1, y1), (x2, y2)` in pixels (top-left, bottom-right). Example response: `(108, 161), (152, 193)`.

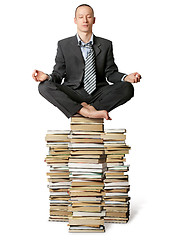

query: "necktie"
(83, 43), (96, 94)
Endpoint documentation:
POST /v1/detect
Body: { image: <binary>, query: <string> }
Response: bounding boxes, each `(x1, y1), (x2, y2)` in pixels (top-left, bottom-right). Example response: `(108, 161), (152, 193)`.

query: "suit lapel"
(93, 35), (101, 57)
(71, 35), (85, 64)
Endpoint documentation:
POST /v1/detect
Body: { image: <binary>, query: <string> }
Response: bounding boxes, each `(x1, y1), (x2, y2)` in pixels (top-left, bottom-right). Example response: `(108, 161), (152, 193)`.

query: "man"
(32, 4), (141, 120)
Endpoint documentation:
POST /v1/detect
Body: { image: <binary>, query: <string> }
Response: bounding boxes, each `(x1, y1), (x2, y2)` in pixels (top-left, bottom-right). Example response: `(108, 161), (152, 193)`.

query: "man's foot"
(89, 109), (112, 120)
(81, 102), (96, 112)
(81, 102), (89, 108)
(78, 105), (112, 120)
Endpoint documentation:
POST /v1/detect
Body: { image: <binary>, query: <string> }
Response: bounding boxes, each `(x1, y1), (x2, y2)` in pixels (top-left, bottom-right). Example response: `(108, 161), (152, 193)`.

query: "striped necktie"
(83, 43), (96, 94)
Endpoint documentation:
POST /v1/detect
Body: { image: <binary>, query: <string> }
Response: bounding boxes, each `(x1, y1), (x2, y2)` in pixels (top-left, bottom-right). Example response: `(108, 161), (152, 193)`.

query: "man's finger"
(134, 77), (138, 83)
(138, 75), (141, 82)
(135, 74), (141, 82)
(136, 73), (142, 79)
(32, 70), (36, 79)
(137, 74), (141, 78)
(32, 69), (38, 79)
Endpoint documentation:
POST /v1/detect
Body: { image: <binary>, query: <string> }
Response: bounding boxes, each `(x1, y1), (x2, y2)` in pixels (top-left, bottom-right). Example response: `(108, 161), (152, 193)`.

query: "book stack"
(102, 129), (130, 223)
(44, 120), (132, 230)
(68, 115), (106, 232)
(45, 130), (71, 222)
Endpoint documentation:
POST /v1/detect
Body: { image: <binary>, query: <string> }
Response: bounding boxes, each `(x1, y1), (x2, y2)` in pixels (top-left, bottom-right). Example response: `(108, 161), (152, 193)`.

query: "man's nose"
(83, 16), (88, 22)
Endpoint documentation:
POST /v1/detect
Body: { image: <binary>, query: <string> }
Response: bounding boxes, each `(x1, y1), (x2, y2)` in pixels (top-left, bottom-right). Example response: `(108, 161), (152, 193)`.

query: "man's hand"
(124, 72), (141, 83)
(32, 69), (49, 82)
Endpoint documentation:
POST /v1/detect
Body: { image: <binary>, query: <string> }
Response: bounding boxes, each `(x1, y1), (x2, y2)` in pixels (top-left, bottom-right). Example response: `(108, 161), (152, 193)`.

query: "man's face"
(74, 6), (95, 33)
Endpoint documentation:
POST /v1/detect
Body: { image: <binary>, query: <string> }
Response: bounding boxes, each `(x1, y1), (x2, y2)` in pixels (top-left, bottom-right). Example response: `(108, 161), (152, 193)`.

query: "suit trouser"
(38, 80), (134, 118)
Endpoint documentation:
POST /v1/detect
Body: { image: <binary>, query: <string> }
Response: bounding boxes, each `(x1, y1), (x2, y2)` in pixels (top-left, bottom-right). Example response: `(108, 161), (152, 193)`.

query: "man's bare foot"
(81, 102), (89, 107)
(81, 102), (96, 112)
(90, 110), (112, 120)
(78, 106), (112, 120)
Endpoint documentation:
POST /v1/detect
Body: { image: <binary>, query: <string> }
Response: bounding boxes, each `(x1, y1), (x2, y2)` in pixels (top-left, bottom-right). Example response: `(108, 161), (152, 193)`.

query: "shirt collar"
(77, 33), (94, 46)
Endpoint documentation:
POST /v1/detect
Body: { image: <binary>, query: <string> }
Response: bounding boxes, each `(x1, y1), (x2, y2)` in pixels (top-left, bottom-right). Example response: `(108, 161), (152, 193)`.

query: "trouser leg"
(89, 81), (134, 112)
(38, 81), (83, 118)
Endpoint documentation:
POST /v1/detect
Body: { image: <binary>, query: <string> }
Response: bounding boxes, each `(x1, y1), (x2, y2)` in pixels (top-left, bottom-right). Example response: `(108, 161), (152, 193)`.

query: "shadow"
(104, 223), (112, 231)
(129, 198), (146, 222)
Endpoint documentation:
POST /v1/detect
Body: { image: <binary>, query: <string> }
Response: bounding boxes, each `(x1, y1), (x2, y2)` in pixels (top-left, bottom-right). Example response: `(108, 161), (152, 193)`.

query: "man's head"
(74, 4), (95, 34)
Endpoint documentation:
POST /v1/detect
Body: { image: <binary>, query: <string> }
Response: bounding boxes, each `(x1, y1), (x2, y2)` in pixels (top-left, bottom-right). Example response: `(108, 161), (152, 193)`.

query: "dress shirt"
(76, 33), (94, 60)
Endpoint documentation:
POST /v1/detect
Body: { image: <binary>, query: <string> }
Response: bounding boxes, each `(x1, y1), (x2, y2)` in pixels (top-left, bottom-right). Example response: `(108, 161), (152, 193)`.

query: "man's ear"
(74, 17), (77, 24)
(93, 17), (96, 24)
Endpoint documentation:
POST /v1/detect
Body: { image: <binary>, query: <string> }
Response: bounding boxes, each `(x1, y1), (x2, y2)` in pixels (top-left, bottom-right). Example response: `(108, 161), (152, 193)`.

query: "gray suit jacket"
(51, 35), (126, 89)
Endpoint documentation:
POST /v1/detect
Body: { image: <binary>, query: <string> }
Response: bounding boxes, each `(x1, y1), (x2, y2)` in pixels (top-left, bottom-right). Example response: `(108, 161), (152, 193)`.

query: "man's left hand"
(124, 72), (141, 83)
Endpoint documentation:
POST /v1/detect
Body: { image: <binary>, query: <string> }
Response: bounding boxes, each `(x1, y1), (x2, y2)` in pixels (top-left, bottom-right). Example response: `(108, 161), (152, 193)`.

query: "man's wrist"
(45, 74), (52, 81)
(121, 74), (127, 82)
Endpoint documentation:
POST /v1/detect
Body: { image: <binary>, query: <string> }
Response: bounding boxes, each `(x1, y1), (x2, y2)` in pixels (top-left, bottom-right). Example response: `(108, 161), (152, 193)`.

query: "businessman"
(32, 4), (141, 120)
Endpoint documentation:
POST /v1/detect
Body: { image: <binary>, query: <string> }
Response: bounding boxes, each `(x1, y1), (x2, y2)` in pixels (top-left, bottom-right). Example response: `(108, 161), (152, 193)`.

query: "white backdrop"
(1, 0), (175, 239)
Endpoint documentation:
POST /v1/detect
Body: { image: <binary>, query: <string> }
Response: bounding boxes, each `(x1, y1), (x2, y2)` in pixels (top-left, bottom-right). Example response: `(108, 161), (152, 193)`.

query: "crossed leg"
(38, 80), (133, 120)
(38, 81), (112, 119)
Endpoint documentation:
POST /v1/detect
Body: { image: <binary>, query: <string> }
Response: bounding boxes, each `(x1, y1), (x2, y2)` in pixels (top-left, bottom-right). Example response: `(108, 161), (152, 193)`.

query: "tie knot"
(78, 40), (93, 49)
(84, 42), (93, 48)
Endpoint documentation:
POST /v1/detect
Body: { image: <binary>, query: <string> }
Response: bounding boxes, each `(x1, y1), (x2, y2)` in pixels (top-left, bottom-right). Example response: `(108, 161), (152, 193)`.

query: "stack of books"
(102, 129), (130, 223)
(68, 115), (106, 232)
(45, 130), (71, 222)
(44, 119), (132, 230)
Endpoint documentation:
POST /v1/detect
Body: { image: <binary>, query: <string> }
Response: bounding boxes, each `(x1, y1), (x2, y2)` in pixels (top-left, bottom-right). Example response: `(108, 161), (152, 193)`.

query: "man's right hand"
(32, 69), (49, 82)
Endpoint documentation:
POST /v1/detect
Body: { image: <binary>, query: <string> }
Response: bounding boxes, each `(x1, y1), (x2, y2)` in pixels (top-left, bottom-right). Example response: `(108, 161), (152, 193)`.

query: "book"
(68, 162), (107, 169)
(71, 116), (103, 124)
(73, 210), (106, 217)
(69, 217), (104, 225)
(104, 129), (126, 133)
(71, 124), (104, 132)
